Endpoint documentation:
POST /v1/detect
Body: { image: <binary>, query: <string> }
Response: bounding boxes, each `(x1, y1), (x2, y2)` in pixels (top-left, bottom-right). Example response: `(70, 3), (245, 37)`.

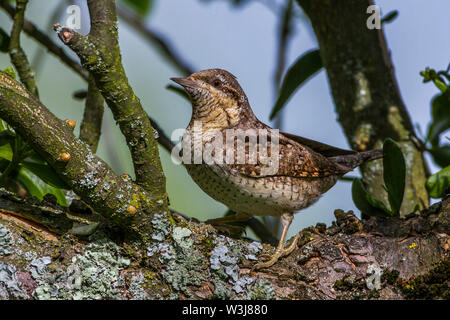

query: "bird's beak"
(170, 77), (200, 89)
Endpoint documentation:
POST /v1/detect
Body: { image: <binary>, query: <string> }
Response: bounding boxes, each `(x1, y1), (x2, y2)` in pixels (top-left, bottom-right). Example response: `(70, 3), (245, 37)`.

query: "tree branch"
(0, 71), (167, 241)
(53, 0), (167, 198)
(8, 0), (38, 97)
(117, 5), (194, 76)
(0, 188), (448, 299)
(296, 0), (429, 215)
(79, 75), (104, 153)
(0, 0), (89, 81)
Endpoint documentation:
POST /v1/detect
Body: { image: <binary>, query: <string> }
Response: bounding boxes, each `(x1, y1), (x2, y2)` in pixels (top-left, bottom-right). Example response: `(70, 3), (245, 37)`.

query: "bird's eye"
(212, 79), (222, 88)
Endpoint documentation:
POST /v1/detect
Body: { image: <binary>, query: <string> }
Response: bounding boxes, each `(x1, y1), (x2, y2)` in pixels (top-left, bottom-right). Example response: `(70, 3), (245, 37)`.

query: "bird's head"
(171, 69), (255, 128)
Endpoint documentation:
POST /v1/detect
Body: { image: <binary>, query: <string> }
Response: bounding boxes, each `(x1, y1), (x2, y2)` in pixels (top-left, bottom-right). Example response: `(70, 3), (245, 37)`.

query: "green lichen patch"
(28, 238), (130, 300)
(151, 212), (172, 242)
(209, 236), (255, 295)
(243, 279), (275, 300)
(160, 226), (208, 293)
(0, 222), (14, 255)
(68, 238), (130, 300)
(0, 262), (29, 299)
(333, 275), (379, 299)
(172, 227), (193, 250)
(381, 269), (400, 285)
(161, 248), (207, 293)
(400, 259), (449, 299)
(128, 273), (149, 300)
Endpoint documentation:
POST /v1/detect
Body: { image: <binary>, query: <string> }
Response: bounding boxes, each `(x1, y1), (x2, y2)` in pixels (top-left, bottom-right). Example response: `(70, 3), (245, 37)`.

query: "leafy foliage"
(352, 139), (405, 218)
(269, 49), (322, 120)
(380, 10), (399, 24)
(426, 165), (450, 199)
(383, 139), (406, 215)
(0, 27), (10, 53)
(419, 65), (450, 168)
(0, 106), (68, 206)
(268, 9), (399, 121)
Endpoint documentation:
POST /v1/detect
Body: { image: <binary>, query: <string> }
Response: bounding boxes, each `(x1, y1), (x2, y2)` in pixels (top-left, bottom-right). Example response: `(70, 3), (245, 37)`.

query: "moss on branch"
(296, 0), (429, 215)
(8, 0), (38, 97)
(54, 0), (167, 198)
(0, 72), (168, 242)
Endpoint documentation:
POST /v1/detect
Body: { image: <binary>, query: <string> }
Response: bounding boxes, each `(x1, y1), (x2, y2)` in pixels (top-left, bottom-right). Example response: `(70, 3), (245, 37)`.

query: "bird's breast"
(185, 163), (338, 217)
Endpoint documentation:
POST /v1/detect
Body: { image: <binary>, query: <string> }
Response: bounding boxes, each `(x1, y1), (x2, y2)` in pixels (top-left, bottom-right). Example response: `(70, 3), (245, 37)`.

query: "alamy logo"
(366, 5), (381, 30)
(66, 5), (81, 30)
(170, 121), (280, 175)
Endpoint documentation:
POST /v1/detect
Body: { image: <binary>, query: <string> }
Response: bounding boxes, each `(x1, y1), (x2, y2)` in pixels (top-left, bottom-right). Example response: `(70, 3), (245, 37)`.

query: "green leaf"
(426, 165), (450, 199)
(17, 167), (67, 206)
(0, 28), (10, 53)
(428, 144), (450, 168)
(270, 49), (322, 120)
(351, 179), (388, 217)
(427, 90), (450, 146)
(383, 139), (405, 216)
(2, 66), (16, 79)
(433, 79), (448, 93)
(366, 193), (392, 215)
(20, 161), (69, 189)
(0, 130), (15, 147)
(0, 143), (13, 161)
(381, 10), (399, 24)
(121, 0), (153, 16)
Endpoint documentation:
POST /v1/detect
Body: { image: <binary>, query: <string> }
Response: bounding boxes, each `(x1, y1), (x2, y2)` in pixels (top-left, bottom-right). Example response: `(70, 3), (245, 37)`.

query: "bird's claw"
(251, 233), (301, 271)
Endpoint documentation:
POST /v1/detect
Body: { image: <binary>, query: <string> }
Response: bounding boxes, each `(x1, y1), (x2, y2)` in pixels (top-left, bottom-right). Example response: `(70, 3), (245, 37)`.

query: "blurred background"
(0, 0), (448, 239)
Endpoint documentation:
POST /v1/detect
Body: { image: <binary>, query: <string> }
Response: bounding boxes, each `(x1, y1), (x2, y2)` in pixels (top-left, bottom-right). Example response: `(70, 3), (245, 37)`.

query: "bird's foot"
(252, 233), (300, 271)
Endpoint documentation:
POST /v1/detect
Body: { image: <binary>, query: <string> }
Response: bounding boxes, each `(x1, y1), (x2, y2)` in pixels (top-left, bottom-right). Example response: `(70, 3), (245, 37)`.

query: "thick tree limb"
(0, 72), (167, 241)
(53, 0), (167, 198)
(296, 0), (429, 215)
(0, 188), (448, 299)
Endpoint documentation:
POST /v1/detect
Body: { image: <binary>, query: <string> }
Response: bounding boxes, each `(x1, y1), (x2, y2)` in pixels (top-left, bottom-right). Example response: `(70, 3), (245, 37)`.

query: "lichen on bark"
(296, 0), (429, 216)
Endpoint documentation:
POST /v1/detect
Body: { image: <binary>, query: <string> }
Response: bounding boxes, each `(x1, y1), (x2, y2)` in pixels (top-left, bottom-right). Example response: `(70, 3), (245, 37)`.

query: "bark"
(0, 189), (448, 300)
(0, 0), (89, 81)
(296, 0), (429, 216)
(54, 0), (167, 197)
(79, 75), (104, 153)
(8, 0), (39, 97)
(0, 71), (167, 242)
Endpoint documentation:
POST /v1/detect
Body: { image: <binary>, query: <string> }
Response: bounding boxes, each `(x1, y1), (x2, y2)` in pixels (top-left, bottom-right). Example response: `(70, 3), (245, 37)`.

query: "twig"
(79, 75), (104, 153)
(31, 0), (67, 76)
(147, 115), (175, 152)
(0, 71), (166, 241)
(8, 0), (39, 97)
(272, 0), (294, 130)
(117, 5), (194, 76)
(0, 0), (89, 81)
(54, 0), (167, 196)
(0, 0), (178, 157)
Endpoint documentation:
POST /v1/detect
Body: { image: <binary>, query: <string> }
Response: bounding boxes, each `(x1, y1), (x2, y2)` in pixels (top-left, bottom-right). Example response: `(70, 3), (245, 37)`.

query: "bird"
(171, 68), (382, 270)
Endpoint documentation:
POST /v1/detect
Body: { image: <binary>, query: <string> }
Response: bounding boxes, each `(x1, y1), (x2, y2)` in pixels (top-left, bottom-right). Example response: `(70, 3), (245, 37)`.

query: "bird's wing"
(224, 131), (350, 179)
(279, 131), (356, 157)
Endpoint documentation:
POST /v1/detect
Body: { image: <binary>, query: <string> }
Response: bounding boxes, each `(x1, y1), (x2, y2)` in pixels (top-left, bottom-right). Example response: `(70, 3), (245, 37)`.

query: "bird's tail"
(329, 149), (383, 171)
